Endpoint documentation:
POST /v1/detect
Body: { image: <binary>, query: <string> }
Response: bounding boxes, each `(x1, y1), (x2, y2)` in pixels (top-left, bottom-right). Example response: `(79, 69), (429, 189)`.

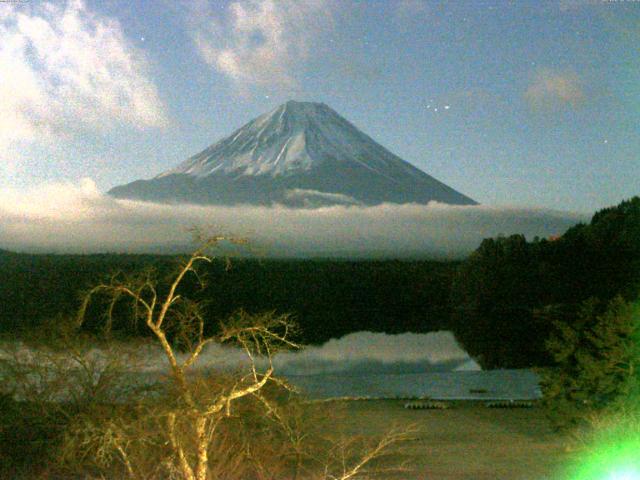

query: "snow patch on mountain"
(158, 101), (424, 180)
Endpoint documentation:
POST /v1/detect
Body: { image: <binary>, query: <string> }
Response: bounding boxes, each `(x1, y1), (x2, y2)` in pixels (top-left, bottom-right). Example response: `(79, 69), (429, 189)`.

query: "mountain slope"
(109, 101), (476, 207)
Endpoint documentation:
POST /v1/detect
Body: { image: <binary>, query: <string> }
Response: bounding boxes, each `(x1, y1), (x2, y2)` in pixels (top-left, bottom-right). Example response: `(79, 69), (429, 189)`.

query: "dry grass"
(316, 399), (576, 480)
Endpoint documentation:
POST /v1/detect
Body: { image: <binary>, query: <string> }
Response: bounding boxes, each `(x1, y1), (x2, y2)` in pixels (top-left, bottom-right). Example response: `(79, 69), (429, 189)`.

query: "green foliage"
(539, 296), (640, 429)
(450, 196), (640, 369)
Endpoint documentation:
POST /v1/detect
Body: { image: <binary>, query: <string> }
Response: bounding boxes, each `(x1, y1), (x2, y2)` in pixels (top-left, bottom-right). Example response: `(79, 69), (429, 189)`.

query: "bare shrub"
(0, 318), (143, 478)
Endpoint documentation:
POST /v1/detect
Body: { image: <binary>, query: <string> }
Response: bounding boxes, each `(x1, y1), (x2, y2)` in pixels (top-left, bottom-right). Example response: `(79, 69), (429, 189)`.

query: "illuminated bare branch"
(66, 236), (413, 480)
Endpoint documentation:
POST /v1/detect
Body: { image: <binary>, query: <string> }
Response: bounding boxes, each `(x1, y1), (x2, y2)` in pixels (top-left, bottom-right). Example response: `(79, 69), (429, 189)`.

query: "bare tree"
(71, 236), (416, 480)
(77, 236), (297, 480)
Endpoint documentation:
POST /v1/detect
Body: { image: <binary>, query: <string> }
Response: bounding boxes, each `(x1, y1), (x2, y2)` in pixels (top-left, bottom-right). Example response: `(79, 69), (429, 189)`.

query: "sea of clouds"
(0, 179), (587, 258)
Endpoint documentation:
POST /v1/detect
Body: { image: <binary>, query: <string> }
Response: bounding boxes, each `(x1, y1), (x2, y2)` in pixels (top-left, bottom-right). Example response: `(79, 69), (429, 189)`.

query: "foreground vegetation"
(1, 239), (414, 479)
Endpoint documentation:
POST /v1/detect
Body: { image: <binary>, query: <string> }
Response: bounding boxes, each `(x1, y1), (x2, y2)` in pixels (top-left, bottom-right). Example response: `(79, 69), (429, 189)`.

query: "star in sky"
(426, 103), (451, 113)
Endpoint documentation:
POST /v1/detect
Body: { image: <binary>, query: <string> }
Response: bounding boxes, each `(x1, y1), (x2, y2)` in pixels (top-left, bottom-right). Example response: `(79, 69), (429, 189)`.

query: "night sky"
(1, 0), (638, 213)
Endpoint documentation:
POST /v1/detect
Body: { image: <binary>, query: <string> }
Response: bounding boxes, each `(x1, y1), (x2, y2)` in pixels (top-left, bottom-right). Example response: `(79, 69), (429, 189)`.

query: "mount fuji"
(109, 101), (477, 207)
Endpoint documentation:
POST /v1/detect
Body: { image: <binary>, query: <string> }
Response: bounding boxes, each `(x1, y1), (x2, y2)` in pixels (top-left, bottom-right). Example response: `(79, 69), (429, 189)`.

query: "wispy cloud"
(0, 179), (586, 257)
(0, 0), (167, 162)
(524, 69), (585, 111)
(190, 0), (334, 90)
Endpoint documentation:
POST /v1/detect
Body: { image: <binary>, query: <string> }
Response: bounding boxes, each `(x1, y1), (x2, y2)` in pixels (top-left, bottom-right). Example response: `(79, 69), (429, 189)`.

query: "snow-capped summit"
(109, 101), (476, 207)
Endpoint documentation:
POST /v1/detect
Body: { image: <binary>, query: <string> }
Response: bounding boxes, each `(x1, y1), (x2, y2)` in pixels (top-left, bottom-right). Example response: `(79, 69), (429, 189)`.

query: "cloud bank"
(0, 179), (586, 258)
(0, 0), (166, 163)
(190, 0), (334, 90)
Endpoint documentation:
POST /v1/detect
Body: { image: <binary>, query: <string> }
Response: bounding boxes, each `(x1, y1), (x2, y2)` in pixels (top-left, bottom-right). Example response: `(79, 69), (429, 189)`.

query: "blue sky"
(1, 0), (638, 213)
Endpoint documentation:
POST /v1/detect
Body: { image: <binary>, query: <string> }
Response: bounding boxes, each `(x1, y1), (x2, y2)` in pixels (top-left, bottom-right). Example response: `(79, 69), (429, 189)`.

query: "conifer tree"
(540, 296), (640, 429)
